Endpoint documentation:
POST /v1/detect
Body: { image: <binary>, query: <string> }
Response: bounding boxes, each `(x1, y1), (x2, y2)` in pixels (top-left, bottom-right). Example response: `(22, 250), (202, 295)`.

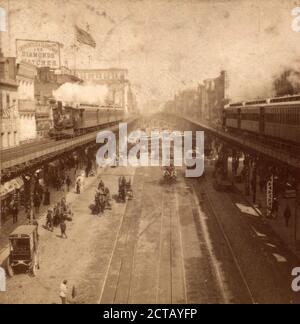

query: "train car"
(49, 101), (125, 139)
(223, 105), (241, 129)
(224, 95), (300, 145)
(264, 97), (300, 144)
(240, 106), (261, 134)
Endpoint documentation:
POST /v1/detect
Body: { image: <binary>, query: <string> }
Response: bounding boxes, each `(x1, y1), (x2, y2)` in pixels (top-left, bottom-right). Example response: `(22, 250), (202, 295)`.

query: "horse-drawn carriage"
(118, 177), (133, 203)
(90, 187), (112, 215)
(6, 225), (40, 277)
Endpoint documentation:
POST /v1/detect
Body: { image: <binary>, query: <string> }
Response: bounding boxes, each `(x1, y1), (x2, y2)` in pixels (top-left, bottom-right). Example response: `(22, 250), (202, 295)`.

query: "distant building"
(76, 68), (132, 113)
(17, 62), (37, 142)
(274, 70), (300, 97)
(35, 66), (82, 137)
(0, 52), (19, 149)
(200, 71), (227, 125)
(165, 71), (228, 126)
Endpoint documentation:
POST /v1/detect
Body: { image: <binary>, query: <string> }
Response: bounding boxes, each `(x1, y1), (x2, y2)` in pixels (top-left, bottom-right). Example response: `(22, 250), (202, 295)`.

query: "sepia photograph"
(0, 0), (300, 307)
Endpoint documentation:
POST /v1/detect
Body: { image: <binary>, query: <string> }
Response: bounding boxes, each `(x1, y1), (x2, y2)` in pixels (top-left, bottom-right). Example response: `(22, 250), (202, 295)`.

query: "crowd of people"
(89, 176), (133, 215)
(45, 197), (73, 238)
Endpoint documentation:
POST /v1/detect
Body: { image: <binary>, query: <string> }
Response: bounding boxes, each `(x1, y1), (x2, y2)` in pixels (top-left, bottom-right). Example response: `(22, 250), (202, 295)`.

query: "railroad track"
(191, 177), (256, 304)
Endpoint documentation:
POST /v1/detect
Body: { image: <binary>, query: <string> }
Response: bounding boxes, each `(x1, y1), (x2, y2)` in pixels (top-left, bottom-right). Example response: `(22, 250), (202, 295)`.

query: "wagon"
(6, 225), (40, 277)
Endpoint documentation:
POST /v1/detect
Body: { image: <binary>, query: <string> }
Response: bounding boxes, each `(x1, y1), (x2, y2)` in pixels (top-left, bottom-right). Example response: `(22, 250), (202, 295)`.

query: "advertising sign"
(16, 39), (61, 69)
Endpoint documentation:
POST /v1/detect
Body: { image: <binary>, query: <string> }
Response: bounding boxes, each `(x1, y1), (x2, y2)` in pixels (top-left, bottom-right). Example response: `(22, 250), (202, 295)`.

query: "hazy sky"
(1, 0), (300, 106)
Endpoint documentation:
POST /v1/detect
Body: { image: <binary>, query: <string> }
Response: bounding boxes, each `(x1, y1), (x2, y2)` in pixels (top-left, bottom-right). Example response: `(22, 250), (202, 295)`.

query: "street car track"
(97, 172), (139, 304)
(194, 178), (256, 304)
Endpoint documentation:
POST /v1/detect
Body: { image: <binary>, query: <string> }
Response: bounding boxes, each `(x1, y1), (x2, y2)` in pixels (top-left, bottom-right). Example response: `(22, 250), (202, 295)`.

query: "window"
(6, 94), (9, 108)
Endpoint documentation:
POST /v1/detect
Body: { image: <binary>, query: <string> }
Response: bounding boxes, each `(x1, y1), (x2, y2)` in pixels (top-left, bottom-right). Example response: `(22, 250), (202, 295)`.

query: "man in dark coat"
(60, 219), (67, 239)
(33, 193), (41, 215)
(46, 209), (54, 231)
(11, 201), (19, 224)
(43, 188), (50, 205)
(66, 176), (71, 192)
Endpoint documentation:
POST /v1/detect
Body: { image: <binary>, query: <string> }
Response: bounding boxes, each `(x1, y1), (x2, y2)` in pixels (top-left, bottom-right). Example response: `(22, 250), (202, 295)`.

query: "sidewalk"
(226, 158), (300, 260)
(0, 165), (106, 266)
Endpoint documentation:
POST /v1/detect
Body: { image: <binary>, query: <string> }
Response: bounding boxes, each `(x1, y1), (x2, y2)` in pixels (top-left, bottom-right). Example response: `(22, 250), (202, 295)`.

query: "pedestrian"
(11, 201), (19, 224)
(61, 175), (66, 192)
(43, 188), (50, 205)
(66, 175), (71, 192)
(60, 219), (67, 239)
(46, 209), (54, 231)
(104, 187), (112, 209)
(98, 179), (104, 191)
(76, 178), (81, 194)
(284, 205), (291, 227)
(33, 193), (41, 215)
(53, 204), (60, 227)
(55, 176), (60, 191)
(59, 280), (68, 304)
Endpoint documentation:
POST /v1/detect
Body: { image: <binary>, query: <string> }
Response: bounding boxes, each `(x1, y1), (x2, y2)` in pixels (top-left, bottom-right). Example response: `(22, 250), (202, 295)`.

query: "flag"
(75, 25), (96, 48)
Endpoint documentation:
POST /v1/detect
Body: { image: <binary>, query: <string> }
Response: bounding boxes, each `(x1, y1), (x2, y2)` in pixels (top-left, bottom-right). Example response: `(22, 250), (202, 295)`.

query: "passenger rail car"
(49, 100), (125, 139)
(223, 95), (300, 145)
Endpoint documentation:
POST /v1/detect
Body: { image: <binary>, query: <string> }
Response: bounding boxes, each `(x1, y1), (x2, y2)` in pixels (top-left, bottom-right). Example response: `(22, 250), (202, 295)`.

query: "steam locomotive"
(48, 100), (125, 139)
(223, 94), (300, 145)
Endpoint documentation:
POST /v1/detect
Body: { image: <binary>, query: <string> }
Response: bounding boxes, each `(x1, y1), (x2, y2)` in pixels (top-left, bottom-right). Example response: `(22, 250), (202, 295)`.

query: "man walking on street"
(33, 193), (41, 215)
(66, 175), (71, 192)
(11, 201), (19, 224)
(46, 209), (54, 231)
(59, 280), (68, 304)
(60, 219), (68, 239)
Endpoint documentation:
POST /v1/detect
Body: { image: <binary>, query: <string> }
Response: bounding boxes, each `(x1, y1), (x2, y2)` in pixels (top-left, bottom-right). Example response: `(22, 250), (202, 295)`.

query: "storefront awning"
(48, 160), (60, 168)
(0, 177), (24, 200)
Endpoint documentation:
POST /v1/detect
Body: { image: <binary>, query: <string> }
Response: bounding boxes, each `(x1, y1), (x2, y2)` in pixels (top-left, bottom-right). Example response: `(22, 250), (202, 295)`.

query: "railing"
(171, 114), (300, 170)
(1, 117), (137, 170)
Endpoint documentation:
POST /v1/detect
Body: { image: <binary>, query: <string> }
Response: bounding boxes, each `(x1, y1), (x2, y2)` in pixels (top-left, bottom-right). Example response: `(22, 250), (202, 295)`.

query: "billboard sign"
(16, 39), (61, 69)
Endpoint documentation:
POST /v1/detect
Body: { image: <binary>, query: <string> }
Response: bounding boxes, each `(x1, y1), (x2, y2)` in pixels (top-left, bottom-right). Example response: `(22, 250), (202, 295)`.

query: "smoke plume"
(53, 83), (109, 105)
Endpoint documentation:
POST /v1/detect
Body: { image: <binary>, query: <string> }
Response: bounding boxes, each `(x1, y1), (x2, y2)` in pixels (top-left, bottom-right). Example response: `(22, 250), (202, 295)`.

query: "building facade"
(0, 53), (19, 149)
(75, 68), (132, 113)
(17, 62), (37, 142)
(200, 70), (228, 125)
(165, 71), (228, 127)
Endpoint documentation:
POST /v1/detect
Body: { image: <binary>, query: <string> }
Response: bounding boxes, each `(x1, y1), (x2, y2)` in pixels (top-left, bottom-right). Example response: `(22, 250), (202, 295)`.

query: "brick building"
(199, 70), (227, 125)
(0, 52), (19, 149)
(17, 62), (37, 142)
